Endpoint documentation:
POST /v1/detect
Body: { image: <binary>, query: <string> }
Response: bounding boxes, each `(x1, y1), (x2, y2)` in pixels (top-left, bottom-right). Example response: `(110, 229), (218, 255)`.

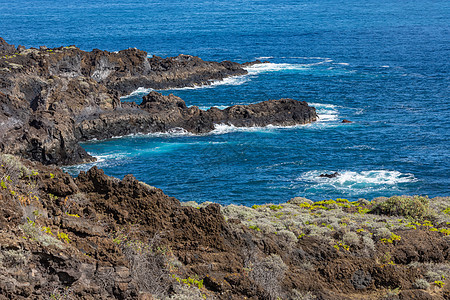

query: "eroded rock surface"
(1, 157), (449, 299)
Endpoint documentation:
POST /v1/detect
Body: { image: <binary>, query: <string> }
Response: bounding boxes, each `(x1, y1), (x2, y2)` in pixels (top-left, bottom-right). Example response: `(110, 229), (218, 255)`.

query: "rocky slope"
(0, 38), (317, 166)
(1, 154), (450, 299)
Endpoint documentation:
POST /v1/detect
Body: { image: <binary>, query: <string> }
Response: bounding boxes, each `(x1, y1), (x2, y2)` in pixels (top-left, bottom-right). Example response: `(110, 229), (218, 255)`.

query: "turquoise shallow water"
(1, 0), (449, 204)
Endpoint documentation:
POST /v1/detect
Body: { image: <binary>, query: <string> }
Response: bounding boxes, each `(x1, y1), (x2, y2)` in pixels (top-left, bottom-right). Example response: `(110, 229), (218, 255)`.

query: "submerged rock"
(319, 172), (340, 178)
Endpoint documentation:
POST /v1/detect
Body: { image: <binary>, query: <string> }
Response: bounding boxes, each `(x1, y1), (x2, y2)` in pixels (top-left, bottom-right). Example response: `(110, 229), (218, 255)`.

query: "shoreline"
(0, 38), (317, 166)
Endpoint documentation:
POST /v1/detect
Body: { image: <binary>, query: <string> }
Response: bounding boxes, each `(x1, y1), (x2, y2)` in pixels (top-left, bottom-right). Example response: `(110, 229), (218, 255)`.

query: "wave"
(244, 63), (307, 75)
(120, 75), (250, 98)
(120, 58), (341, 98)
(243, 59), (335, 75)
(345, 145), (376, 151)
(309, 103), (339, 122)
(281, 56), (331, 60)
(197, 105), (230, 110)
(210, 123), (307, 135)
(208, 75), (249, 87)
(140, 127), (196, 137)
(169, 75), (251, 90)
(255, 56), (274, 60)
(93, 152), (129, 162)
(297, 170), (417, 192)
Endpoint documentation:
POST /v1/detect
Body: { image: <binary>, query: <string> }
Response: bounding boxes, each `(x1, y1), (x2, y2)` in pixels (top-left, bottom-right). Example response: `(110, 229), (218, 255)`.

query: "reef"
(0, 38), (317, 166)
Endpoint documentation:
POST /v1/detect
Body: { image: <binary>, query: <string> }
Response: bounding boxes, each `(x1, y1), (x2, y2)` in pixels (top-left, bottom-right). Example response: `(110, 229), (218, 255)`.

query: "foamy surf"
(309, 103), (339, 123)
(197, 105), (230, 110)
(297, 170), (417, 194)
(209, 123), (307, 135)
(255, 56), (274, 60)
(120, 59), (342, 98)
(120, 75), (250, 98)
(244, 63), (309, 75)
(142, 128), (195, 137)
(120, 87), (154, 99)
(93, 152), (130, 162)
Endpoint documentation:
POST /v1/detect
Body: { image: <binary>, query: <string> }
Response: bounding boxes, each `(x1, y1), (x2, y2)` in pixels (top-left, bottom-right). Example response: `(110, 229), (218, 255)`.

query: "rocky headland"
(0, 38), (317, 166)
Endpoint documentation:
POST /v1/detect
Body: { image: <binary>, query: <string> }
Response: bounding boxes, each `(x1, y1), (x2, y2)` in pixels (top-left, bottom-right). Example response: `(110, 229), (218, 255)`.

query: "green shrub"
(370, 196), (431, 220)
(269, 205), (283, 211)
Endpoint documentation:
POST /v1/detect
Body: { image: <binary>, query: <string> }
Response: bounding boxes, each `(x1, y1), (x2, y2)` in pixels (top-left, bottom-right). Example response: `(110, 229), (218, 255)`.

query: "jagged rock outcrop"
(76, 92), (317, 140)
(0, 38), (317, 165)
(0, 38), (17, 56)
(1, 157), (449, 299)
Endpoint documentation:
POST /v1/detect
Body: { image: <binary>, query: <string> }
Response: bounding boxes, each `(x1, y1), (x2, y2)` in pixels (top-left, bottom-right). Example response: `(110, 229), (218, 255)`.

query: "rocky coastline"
(0, 38), (317, 166)
(1, 155), (450, 299)
(2, 38), (450, 300)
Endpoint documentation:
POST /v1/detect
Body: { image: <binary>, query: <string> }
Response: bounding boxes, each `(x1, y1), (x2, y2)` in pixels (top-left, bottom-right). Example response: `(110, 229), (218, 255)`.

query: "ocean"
(1, 0), (449, 205)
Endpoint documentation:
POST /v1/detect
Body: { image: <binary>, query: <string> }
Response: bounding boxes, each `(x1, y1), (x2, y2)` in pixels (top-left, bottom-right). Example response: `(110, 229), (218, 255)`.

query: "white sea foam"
(140, 127), (195, 137)
(197, 105), (230, 110)
(244, 59), (334, 75)
(255, 56), (274, 60)
(282, 56), (331, 60)
(309, 103), (339, 122)
(345, 145), (376, 151)
(244, 63), (307, 75)
(208, 75), (249, 87)
(210, 123), (307, 135)
(93, 152), (129, 162)
(381, 65), (390, 68)
(120, 87), (154, 99)
(120, 58), (338, 97)
(169, 74), (250, 90)
(298, 170), (417, 187)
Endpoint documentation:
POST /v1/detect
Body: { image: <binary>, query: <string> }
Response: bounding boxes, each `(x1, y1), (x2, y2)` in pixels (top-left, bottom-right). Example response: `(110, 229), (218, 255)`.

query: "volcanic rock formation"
(0, 38), (317, 165)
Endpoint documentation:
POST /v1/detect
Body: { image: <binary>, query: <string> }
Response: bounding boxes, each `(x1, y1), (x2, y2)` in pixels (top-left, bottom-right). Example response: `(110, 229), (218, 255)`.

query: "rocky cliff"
(0, 38), (317, 166)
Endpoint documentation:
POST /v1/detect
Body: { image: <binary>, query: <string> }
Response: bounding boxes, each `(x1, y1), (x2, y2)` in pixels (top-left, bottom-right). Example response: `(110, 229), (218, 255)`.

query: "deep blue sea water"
(1, 0), (449, 205)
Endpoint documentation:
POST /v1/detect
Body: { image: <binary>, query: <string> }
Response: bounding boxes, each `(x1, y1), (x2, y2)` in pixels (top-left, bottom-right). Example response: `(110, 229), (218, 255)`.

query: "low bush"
(413, 278), (430, 290)
(118, 234), (176, 297)
(20, 219), (63, 248)
(342, 232), (360, 247)
(249, 254), (287, 300)
(370, 195), (431, 220)
(0, 249), (28, 268)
